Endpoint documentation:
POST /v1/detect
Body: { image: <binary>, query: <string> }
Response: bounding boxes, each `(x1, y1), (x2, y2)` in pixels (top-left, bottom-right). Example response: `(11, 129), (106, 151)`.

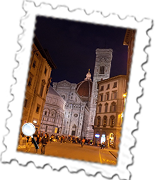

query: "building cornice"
(33, 35), (57, 69)
(97, 75), (127, 85)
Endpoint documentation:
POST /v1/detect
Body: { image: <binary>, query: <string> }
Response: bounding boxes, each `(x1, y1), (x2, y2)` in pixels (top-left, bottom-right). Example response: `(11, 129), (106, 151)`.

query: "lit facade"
(87, 49), (113, 139)
(52, 79), (88, 137)
(51, 49), (113, 139)
(93, 75), (126, 149)
(21, 36), (56, 132)
(40, 86), (65, 135)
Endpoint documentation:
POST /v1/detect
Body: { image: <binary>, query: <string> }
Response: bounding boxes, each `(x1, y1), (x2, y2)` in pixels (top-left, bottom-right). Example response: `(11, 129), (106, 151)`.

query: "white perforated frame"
(1, 1), (152, 180)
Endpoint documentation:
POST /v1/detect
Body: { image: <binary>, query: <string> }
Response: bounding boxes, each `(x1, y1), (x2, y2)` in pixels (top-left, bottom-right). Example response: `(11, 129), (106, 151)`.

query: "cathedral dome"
(76, 70), (92, 101)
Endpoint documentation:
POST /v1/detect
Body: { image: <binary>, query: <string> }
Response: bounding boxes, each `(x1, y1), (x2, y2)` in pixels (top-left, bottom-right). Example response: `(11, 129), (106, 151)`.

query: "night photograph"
(17, 16), (136, 165)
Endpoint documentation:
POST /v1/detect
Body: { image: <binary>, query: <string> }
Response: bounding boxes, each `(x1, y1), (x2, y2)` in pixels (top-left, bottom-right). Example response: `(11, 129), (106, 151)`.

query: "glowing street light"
(123, 93), (127, 98)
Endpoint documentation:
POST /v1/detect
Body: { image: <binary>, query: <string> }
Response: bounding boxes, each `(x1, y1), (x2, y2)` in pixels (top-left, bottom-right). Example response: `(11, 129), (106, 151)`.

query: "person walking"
(100, 141), (105, 149)
(60, 135), (63, 143)
(81, 138), (85, 147)
(35, 134), (41, 153)
(41, 133), (48, 154)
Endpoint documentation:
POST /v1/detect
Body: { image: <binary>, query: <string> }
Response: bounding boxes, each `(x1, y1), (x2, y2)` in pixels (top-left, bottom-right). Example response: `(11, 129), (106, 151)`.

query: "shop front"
(94, 133), (100, 145)
(109, 132), (116, 148)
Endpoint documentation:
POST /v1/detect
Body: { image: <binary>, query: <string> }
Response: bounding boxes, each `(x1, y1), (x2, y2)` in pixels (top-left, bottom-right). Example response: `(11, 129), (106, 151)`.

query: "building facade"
(47, 48), (113, 139)
(40, 86), (65, 135)
(123, 29), (136, 90)
(93, 75), (126, 149)
(20, 36), (56, 133)
(52, 74), (91, 137)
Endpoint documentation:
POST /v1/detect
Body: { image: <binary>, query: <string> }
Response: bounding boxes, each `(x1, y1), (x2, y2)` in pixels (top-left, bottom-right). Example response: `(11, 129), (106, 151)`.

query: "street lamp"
(123, 93), (127, 98)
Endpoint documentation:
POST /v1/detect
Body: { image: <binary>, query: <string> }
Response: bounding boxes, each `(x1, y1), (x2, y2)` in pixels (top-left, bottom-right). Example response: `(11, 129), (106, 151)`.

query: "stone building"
(20, 36), (56, 132)
(93, 75), (126, 149)
(123, 29), (136, 90)
(52, 71), (92, 138)
(40, 86), (65, 135)
(50, 49), (113, 139)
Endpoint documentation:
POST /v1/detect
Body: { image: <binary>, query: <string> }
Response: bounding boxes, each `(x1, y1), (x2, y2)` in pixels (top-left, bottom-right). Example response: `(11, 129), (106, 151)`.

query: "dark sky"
(34, 16), (128, 84)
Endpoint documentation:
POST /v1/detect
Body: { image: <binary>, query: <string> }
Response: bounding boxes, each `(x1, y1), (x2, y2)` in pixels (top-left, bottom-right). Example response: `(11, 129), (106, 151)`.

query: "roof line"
(98, 75), (127, 84)
(33, 35), (57, 69)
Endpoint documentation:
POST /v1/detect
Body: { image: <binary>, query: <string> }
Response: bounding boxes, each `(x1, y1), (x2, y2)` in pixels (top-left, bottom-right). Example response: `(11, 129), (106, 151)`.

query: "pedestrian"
(36, 134), (41, 153)
(63, 136), (65, 143)
(50, 134), (54, 143)
(81, 138), (85, 147)
(26, 136), (32, 152)
(41, 133), (48, 154)
(101, 141), (105, 149)
(60, 135), (63, 143)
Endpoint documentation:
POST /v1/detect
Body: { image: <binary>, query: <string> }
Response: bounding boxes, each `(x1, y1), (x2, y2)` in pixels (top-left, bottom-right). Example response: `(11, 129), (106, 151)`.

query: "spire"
(85, 69), (92, 81)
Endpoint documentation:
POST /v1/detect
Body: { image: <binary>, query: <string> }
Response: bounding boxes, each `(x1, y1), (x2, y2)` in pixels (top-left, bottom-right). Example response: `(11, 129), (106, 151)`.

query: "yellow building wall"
(21, 43), (52, 131)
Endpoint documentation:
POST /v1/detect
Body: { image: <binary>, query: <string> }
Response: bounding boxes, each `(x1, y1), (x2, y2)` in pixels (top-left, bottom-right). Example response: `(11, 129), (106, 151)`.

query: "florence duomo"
(17, 16), (135, 164)
(40, 48), (113, 140)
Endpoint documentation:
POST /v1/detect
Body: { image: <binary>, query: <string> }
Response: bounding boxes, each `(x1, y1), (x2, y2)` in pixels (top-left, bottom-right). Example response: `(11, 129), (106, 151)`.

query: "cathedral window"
(24, 99), (28, 108)
(45, 111), (47, 115)
(113, 82), (117, 88)
(105, 103), (108, 112)
(99, 66), (105, 74)
(61, 95), (65, 100)
(74, 114), (78, 117)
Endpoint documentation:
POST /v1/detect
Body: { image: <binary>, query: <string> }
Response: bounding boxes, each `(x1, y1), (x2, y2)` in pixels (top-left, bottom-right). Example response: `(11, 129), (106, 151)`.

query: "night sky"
(34, 16), (128, 84)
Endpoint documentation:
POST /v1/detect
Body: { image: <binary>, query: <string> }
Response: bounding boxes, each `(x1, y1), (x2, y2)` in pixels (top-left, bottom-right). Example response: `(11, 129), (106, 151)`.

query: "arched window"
(103, 116), (107, 127)
(99, 66), (105, 74)
(61, 95), (65, 100)
(110, 115), (115, 127)
(98, 104), (102, 113)
(72, 124), (76, 128)
(50, 110), (56, 117)
(97, 116), (101, 126)
(105, 103), (108, 112)
(43, 109), (49, 116)
(110, 102), (117, 112)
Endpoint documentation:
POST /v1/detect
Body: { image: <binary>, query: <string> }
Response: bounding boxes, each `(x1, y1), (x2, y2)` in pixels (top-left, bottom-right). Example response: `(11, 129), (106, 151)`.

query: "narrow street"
(18, 142), (118, 165)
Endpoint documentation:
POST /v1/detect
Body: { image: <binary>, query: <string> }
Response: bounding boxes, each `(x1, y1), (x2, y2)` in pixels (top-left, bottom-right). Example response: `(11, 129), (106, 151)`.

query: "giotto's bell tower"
(87, 48), (113, 139)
